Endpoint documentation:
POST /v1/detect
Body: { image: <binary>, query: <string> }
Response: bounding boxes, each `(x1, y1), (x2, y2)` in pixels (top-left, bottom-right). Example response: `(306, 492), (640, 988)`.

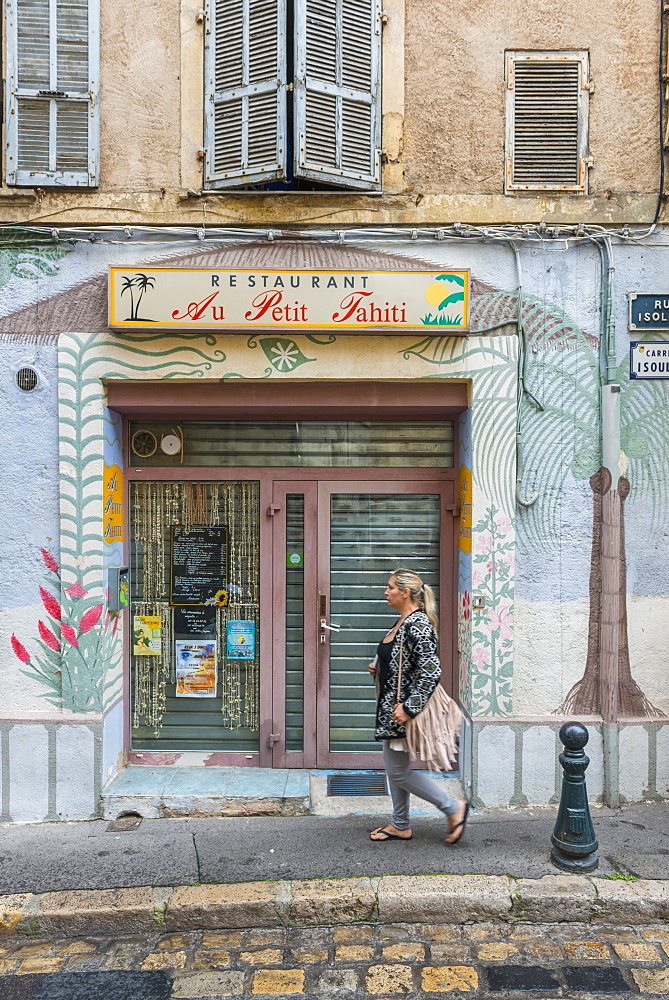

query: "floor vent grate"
(327, 774), (389, 797)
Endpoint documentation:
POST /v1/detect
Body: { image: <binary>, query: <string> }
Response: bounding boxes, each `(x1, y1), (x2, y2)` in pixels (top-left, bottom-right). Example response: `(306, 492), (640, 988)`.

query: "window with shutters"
(505, 51), (591, 193)
(5, 0), (100, 186)
(204, 0), (382, 191)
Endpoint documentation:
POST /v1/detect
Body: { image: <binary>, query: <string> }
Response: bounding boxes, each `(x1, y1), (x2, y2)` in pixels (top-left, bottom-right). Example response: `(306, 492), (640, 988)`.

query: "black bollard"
(551, 721), (599, 873)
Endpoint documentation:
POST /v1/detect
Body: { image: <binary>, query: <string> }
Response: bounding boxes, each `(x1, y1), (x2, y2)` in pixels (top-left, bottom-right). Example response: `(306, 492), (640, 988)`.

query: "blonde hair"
(391, 568), (438, 630)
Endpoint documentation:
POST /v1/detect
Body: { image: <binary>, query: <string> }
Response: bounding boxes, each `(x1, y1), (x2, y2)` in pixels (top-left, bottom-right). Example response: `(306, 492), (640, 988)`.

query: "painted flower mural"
(10, 547), (115, 712)
(469, 507), (515, 716)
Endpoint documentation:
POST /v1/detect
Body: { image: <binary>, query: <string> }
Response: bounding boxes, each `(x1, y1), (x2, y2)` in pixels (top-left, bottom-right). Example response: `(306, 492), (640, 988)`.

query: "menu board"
(174, 606), (217, 636)
(170, 526), (229, 606)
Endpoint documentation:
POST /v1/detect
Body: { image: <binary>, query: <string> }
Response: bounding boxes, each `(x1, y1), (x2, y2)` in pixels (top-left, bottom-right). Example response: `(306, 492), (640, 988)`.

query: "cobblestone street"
(1, 920), (669, 997)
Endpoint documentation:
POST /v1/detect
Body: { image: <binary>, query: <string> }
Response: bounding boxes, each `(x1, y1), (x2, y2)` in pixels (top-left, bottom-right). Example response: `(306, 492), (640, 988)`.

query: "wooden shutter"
(294, 0), (381, 190)
(505, 51), (591, 192)
(5, 0), (99, 186)
(204, 0), (287, 188)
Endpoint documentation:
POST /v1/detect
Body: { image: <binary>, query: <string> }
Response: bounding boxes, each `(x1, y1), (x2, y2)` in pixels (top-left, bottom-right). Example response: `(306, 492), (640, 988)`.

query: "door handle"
(320, 619), (341, 631)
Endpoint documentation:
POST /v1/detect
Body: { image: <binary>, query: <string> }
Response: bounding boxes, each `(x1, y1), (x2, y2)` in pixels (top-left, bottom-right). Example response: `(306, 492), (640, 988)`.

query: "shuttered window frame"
(505, 50), (591, 193)
(293, 0), (382, 191)
(5, 0), (100, 187)
(203, 0), (382, 192)
(203, 0), (287, 188)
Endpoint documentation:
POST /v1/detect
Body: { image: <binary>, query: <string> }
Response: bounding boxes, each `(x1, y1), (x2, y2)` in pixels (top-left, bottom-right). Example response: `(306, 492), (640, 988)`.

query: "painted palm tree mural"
(121, 272), (156, 322)
(558, 364), (666, 717)
(406, 285), (668, 718)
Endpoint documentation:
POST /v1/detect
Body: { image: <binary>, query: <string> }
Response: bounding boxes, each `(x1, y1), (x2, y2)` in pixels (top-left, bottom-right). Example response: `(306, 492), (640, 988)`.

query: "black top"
(376, 634), (397, 704)
(374, 610), (440, 741)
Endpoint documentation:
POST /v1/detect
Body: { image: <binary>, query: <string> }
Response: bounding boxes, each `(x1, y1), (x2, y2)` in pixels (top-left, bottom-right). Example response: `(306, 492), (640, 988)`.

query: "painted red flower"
(11, 634), (30, 663)
(39, 586), (62, 621)
(61, 622), (79, 647)
(38, 620), (61, 652)
(65, 582), (88, 599)
(487, 605), (514, 641)
(79, 604), (103, 634)
(40, 548), (59, 573)
(461, 590), (471, 621)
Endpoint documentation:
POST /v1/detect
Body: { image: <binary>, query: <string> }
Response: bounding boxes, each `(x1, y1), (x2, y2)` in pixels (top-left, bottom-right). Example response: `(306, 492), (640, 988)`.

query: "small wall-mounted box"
(108, 566), (129, 612)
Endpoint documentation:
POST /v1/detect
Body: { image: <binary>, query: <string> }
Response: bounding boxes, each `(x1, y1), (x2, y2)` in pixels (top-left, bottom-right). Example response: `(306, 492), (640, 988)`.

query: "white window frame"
(505, 49), (592, 194)
(5, 0), (100, 187)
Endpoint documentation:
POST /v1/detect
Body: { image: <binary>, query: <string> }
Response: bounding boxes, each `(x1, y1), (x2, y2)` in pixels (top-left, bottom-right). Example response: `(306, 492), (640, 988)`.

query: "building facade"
(0, 0), (667, 822)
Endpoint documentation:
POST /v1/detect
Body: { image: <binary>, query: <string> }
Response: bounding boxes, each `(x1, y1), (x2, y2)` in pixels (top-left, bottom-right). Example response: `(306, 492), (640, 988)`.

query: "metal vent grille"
(512, 60), (581, 188)
(327, 774), (389, 797)
(16, 367), (39, 391)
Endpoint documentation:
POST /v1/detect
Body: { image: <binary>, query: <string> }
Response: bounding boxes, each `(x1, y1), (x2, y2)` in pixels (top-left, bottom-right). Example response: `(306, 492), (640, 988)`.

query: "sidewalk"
(0, 802), (668, 943)
(1, 802), (667, 896)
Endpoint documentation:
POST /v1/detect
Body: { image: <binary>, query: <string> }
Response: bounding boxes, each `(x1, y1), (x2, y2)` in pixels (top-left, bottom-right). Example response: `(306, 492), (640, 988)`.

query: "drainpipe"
(511, 241), (540, 508)
(599, 237), (621, 808)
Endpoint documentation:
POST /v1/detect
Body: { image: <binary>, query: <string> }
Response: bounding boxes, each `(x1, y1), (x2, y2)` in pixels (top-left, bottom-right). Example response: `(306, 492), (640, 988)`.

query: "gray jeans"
(382, 741), (460, 830)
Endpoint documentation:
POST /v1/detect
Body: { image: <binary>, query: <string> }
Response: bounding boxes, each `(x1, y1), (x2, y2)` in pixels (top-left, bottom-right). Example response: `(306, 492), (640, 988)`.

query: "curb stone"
(1, 875), (667, 940)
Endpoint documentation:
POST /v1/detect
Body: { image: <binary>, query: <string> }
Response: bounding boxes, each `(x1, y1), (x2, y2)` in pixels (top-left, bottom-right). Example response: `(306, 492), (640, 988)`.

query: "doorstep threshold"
(101, 766), (310, 820)
(101, 765), (464, 821)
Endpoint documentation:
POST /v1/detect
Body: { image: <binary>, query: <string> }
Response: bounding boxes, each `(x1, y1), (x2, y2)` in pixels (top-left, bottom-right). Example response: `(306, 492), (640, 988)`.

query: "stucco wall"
(404, 0), (659, 196)
(0, 234), (668, 818)
(99, 0), (182, 192)
(0, 339), (60, 713)
(0, 0), (662, 224)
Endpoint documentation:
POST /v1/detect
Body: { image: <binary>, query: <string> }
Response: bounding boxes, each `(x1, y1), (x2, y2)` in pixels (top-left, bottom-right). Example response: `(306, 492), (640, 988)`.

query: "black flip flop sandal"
(370, 827), (413, 841)
(445, 802), (470, 845)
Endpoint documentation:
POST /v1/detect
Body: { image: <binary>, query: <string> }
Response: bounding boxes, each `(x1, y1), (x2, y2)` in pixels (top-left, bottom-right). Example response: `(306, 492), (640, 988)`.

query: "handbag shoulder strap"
(396, 627), (403, 702)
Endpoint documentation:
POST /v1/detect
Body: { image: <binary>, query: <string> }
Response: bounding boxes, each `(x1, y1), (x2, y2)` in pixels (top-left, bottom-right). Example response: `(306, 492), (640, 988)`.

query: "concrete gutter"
(1, 874), (667, 939)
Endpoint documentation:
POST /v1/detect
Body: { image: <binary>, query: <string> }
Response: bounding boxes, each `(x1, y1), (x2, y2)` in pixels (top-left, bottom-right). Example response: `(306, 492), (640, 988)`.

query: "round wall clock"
(160, 433), (182, 455)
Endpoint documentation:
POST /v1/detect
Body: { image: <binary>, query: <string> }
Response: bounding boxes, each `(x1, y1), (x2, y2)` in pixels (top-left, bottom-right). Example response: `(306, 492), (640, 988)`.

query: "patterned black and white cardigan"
(374, 609), (441, 740)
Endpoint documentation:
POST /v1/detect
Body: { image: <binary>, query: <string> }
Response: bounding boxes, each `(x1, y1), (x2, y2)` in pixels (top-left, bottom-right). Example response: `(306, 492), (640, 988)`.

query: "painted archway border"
(57, 325), (518, 720)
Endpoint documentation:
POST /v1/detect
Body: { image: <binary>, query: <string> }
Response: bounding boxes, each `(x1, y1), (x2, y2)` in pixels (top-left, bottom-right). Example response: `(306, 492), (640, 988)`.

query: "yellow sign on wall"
(108, 267), (470, 333)
(459, 465), (472, 552)
(103, 464), (124, 544)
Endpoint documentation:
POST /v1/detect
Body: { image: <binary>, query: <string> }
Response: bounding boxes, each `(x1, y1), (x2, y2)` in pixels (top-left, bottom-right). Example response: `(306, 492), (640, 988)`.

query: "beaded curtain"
(131, 481), (260, 735)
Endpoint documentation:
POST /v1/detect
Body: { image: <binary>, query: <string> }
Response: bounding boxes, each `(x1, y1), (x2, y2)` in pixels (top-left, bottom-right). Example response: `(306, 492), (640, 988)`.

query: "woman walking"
(369, 568), (469, 844)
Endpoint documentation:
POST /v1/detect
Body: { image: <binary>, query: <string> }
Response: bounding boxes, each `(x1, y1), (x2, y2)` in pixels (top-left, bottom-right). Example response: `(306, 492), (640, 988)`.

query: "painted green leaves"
(260, 337), (315, 372)
(469, 506), (515, 717)
(0, 246), (69, 289)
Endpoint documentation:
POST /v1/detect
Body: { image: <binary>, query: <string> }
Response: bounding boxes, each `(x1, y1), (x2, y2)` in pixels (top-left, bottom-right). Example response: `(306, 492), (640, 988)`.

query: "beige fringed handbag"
(396, 635), (463, 773)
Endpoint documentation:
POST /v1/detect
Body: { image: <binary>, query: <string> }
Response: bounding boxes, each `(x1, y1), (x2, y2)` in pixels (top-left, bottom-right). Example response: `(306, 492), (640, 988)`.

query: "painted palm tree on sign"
(120, 276), (136, 320)
(120, 273), (157, 322)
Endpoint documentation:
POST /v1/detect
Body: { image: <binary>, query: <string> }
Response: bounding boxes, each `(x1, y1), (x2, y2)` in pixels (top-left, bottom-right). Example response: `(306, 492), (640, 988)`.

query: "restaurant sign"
(108, 267), (469, 333)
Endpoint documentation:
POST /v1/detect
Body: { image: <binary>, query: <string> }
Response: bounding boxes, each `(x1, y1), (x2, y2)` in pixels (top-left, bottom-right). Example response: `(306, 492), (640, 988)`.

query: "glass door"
(128, 480), (261, 754)
(271, 479), (456, 768)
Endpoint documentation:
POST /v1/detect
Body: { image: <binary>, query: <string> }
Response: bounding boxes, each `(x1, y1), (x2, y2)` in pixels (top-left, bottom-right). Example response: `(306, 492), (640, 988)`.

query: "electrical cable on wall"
(0, 222), (669, 253)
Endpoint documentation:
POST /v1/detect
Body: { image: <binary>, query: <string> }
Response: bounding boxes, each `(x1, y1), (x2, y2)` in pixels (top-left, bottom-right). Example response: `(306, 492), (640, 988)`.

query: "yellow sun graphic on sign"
(421, 273), (467, 327)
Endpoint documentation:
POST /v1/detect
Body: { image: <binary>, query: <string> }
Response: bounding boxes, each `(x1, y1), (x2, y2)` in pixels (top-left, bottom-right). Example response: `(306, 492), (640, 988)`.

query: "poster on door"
(225, 620), (256, 659)
(133, 615), (162, 656)
(175, 640), (217, 697)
